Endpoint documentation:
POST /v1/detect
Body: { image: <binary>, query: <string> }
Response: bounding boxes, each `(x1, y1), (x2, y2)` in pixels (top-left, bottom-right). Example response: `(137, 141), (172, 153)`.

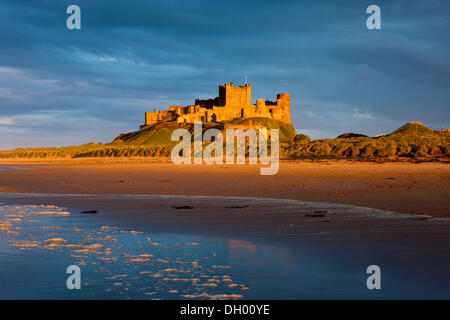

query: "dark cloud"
(0, 0), (448, 148)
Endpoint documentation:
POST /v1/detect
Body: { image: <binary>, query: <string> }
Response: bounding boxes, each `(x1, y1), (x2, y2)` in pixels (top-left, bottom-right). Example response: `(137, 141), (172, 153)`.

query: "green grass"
(283, 131), (450, 158)
(1, 122), (448, 159)
(391, 121), (434, 135)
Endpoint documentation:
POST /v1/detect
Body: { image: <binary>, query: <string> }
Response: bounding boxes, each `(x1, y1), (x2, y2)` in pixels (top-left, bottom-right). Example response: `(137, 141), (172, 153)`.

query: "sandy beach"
(0, 158), (448, 217)
(1, 159), (450, 299)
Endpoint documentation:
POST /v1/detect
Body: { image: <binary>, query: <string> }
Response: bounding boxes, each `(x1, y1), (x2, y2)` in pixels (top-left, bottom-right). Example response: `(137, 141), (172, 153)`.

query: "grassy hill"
(112, 121), (180, 146)
(111, 117), (297, 145)
(390, 121), (434, 135)
(0, 143), (104, 159)
(284, 122), (449, 158)
(1, 121), (448, 159)
(337, 133), (368, 139)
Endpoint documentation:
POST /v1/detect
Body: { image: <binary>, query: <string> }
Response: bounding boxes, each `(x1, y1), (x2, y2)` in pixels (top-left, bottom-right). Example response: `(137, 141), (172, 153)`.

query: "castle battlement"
(143, 82), (291, 127)
(434, 127), (450, 134)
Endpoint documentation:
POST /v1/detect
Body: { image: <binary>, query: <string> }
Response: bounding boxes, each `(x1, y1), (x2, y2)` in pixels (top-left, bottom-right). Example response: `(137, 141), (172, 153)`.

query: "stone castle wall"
(143, 82), (290, 127)
(434, 127), (450, 133)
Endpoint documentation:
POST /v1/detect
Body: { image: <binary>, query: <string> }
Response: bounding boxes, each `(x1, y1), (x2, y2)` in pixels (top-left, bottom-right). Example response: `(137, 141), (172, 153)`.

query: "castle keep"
(143, 83), (291, 127)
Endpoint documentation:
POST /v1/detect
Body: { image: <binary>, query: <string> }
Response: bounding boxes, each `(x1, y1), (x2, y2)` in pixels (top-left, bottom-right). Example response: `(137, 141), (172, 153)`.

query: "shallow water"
(0, 166), (25, 172)
(0, 193), (449, 299)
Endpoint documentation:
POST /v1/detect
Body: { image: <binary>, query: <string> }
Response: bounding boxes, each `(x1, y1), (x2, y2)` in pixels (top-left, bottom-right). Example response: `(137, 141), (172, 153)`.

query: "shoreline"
(2, 164), (450, 299)
(0, 156), (449, 163)
(0, 158), (449, 217)
(1, 191), (449, 252)
(2, 192), (450, 299)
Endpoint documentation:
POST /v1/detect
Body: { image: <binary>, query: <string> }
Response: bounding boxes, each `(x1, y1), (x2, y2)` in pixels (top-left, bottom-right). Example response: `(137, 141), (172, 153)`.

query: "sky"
(0, 0), (449, 149)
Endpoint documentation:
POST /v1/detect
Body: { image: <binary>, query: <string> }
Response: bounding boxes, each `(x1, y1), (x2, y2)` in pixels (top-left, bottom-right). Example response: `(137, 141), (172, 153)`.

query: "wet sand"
(1, 160), (450, 299)
(1, 193), (450, 299)
(0, 158), (448, 217)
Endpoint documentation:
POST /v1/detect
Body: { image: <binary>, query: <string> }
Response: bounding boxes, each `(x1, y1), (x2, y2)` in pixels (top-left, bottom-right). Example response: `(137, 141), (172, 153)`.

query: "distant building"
(142, 83), (291, 127)
(434, 127), (450, 133)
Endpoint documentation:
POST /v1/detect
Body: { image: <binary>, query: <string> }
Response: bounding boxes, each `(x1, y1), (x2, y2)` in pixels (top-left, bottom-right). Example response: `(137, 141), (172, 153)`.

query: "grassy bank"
(1, 132), (449, 160)
(1, 121), (448, 160)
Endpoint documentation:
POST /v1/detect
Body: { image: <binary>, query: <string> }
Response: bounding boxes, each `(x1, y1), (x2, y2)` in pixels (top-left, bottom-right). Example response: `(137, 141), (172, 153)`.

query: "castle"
(434, 127), (450, 134)
(142, 83), (291, 127)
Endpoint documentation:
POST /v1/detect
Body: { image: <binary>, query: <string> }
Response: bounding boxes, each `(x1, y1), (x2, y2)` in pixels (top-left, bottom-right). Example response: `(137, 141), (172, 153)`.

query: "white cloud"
(0, 114), (47, 127)
(0, 65), (62, 94)
(0, 111), (124, 149)
(0, 87), (25, 101)
(0, 117), (16, 125)
(0, 66), (26, 80)
(295, 128), (335, 140)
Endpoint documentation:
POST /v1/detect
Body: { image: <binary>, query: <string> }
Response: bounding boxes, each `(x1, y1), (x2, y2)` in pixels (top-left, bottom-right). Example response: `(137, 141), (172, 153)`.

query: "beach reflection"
(0, 203), (269, 299)
(1, 194), (450, 299)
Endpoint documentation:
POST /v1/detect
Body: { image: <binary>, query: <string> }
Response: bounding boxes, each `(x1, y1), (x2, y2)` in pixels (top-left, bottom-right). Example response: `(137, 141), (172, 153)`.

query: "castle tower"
(145, 110), (158, 125)
(218, 82), (252, 108)
(277, 93), (290, 123)
(256, 99), (266, 114)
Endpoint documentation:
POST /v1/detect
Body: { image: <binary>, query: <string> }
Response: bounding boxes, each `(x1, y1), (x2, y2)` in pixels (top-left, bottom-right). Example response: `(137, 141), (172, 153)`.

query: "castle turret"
(145, 111), (158, 125)
(256, 99), (266, 114)
(277, 93), (290, 123)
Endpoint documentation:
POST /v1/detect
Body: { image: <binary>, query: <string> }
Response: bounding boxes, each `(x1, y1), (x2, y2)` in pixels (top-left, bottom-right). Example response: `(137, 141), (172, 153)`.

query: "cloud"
(0, 111), (125, 149)
(0, 117), (16, 126)
(293, 100), (408, 139)
(0, 0), (448, 148)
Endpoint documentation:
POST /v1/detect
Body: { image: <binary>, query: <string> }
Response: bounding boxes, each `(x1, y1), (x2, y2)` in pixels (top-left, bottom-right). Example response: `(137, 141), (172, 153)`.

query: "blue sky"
(0, 0), (449, 149)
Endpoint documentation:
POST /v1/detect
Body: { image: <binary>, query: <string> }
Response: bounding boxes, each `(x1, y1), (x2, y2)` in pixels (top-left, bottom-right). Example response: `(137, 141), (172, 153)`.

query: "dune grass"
(1, 121), (448, 160)
(283, 132), (450, 159)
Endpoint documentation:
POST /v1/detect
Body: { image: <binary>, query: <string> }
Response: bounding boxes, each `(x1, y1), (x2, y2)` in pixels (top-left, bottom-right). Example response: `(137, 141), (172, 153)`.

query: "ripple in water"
(0, 203), (254, 299)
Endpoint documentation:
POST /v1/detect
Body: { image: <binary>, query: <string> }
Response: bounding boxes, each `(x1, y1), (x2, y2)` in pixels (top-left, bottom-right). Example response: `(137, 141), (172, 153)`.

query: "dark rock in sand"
(80, 210), (97, 214)
(305, 213), (327, 217)
(225, 205), (249, 209)
(172, 206), (194, 210)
